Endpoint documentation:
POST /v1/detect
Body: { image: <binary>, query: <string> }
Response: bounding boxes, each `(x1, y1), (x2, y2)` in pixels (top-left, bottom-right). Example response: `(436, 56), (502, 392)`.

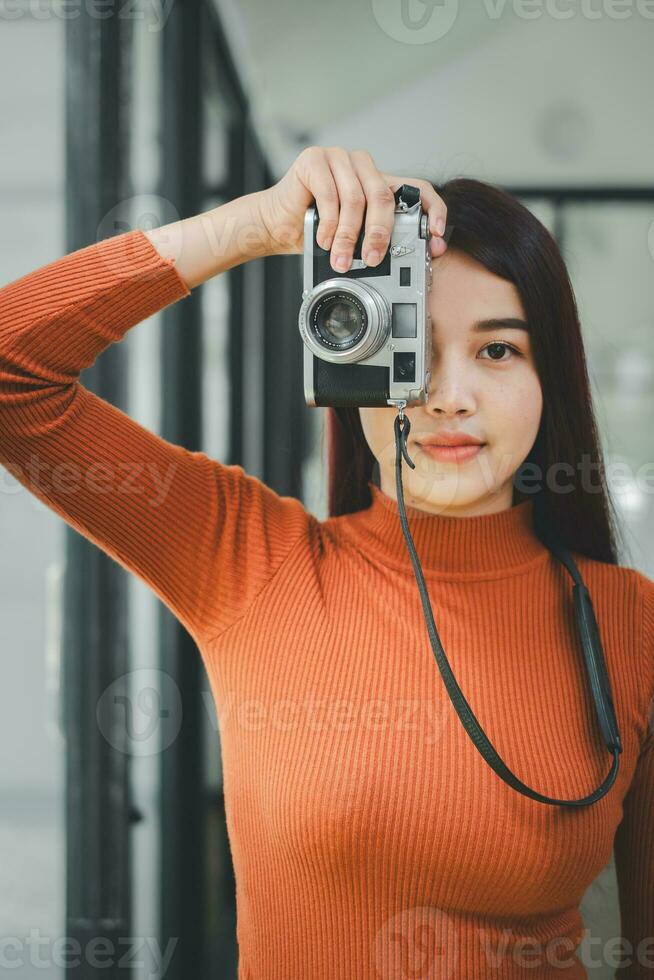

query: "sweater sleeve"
(0, 229), (315, 647)
(613, 571), (654, 977)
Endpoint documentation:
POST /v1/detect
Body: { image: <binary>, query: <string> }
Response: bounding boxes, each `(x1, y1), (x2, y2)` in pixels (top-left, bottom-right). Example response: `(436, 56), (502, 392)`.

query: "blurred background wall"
(0, 0), (652, 976)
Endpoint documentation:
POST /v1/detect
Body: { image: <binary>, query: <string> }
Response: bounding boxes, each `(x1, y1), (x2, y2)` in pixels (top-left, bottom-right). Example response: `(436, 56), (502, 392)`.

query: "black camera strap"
(392, 407), (622, 808)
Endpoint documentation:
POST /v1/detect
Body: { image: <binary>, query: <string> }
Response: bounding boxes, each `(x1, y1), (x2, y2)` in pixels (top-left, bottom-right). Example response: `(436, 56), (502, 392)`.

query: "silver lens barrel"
(298, 278), (392, 364)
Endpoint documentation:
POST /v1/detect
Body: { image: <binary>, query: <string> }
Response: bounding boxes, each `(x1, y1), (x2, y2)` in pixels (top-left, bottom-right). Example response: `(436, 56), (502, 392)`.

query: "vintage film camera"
(298, 184), (433, 409)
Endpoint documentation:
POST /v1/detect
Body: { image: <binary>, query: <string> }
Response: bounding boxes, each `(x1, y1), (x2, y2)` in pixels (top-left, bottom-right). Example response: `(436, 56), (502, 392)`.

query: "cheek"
(493, 374), (543, 444)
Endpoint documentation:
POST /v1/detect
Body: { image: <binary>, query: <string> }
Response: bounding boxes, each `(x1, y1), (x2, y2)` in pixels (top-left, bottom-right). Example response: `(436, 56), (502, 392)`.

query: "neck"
(340, 481), (549, 577)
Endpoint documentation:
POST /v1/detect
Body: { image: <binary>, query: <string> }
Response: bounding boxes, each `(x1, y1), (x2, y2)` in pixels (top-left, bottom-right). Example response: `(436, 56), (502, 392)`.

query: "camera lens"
(299, 279), (391, 364)
(311, 293), (367, 350)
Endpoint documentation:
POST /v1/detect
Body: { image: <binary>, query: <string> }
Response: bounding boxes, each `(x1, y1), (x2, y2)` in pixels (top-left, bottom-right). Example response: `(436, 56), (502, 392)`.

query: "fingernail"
(434, 216), (445, 237)
(366, 250), (381, 266)
(334, 254), (349, 272)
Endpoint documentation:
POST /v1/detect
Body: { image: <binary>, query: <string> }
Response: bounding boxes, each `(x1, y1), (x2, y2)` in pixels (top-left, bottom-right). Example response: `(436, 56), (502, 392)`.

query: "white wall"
(316, 11), (654, 185)
(0, 17), (66, 979)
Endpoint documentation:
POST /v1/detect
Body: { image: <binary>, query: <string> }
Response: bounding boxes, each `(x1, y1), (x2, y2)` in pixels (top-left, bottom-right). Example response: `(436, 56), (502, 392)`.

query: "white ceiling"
(213, 0), (654, 187)
(213, 0), (508, 174)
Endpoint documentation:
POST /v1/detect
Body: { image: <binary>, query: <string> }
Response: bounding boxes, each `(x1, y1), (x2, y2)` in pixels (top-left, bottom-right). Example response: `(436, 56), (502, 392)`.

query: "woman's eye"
(478, 341), (522, 362)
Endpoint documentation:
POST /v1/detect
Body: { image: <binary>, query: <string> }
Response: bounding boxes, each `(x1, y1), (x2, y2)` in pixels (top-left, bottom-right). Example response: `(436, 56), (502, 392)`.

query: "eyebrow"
(471, 317), (531, 333)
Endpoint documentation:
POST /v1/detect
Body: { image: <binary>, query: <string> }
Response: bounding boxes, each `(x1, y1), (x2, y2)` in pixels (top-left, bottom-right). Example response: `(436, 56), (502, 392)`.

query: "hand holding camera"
(255, 145), (448, 269)
(262, 146), (449, 409)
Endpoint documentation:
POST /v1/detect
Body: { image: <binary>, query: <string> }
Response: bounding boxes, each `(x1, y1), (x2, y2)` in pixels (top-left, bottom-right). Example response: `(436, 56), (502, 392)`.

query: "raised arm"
(0, 145), (449, 648)
(0, 192), (311, 648)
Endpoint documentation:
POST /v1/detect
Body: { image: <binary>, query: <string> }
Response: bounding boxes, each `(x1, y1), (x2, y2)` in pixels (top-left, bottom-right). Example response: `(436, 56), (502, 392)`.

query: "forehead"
(429, 248), (526, 325)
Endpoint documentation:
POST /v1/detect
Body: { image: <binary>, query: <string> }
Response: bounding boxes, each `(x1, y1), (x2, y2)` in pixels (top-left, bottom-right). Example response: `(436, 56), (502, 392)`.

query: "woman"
(0, 145), (652, 978)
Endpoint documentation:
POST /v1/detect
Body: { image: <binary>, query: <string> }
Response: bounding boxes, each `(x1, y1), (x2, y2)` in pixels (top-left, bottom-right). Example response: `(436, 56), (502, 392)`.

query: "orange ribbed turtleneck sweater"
(0, 230), (653, 979)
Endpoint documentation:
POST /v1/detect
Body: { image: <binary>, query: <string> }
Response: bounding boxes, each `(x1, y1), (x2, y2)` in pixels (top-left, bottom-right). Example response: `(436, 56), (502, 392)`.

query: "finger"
(324, 147), (367, 273)
(349, 150), (396, 267)
(431, 235), (448, 257)
(297, 146), (340, 251)
(383, 173), (448, 244)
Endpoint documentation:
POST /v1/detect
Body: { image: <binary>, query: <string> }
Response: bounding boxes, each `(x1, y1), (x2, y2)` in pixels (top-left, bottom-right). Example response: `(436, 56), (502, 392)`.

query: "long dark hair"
(324, 177), (628, 566)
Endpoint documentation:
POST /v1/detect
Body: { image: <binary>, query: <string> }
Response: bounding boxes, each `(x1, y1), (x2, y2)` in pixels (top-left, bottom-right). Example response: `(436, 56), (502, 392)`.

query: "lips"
(416, 431), (487, 465)
(418, 442), (485, 464)
(417, 432), (485, 448)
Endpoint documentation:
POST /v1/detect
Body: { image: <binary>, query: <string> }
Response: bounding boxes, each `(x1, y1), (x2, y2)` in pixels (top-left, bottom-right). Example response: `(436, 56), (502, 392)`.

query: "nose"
(423, 360), (477, 416)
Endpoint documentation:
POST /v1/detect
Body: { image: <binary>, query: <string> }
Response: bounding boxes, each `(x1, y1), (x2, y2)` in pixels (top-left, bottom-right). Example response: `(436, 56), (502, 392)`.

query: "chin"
(398, 471), (487, 508)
